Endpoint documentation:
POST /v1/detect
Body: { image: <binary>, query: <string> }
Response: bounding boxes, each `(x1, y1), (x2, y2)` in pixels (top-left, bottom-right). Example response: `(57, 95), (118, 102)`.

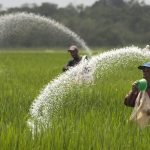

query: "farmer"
(62, 45), (87, 72)
(124, 62), (150, 107)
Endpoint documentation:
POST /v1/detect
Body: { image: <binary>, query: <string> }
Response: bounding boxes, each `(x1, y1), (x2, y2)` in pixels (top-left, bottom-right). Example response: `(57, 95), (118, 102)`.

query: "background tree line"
(0, 0), (150, 48)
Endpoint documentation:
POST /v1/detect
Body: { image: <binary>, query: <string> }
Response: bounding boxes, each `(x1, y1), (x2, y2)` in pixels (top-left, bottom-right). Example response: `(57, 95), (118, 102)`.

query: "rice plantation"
(0, 48), (150, 150)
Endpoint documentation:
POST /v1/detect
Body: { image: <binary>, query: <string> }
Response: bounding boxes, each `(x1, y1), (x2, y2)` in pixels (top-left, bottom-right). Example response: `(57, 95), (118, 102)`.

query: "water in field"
(28, 45), (150, 133)
(0, 12), (91, 55)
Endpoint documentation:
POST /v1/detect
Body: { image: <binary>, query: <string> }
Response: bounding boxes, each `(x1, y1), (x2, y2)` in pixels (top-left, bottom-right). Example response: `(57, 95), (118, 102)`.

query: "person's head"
(138, 62), (150, 83)
(68, 45), (79, 59)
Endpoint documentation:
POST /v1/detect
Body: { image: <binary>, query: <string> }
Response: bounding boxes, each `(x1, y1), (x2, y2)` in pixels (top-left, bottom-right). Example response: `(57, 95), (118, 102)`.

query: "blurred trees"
(0, 0), (150, 48)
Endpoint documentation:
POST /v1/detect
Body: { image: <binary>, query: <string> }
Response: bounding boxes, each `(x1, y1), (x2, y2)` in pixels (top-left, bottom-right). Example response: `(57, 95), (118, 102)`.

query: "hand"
(132, 81), (138, 93)
(63, 66), (70, 72)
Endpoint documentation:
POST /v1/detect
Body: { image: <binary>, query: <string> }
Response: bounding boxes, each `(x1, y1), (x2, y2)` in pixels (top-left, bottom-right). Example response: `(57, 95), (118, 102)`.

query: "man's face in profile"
(142, 67), (150, 81)
(68, 50), (78, 59)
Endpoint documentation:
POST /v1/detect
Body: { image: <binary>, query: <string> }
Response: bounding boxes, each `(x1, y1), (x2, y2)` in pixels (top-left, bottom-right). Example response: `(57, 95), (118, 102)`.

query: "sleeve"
(124, 90), (139, 107)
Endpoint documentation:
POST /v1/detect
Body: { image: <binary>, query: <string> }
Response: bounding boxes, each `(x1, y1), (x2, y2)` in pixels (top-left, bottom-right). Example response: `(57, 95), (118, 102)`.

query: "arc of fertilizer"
(28, 46), (150, 134)
(0, 12), (91, 55)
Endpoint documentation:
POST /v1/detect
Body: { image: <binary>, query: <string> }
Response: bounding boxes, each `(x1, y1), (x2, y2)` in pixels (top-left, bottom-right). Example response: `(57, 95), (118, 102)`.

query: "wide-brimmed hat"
(138, 62), (150, 70)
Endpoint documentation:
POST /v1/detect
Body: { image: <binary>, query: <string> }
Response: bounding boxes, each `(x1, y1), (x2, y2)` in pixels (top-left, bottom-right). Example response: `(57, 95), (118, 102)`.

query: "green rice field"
(0, 49), (150, 150)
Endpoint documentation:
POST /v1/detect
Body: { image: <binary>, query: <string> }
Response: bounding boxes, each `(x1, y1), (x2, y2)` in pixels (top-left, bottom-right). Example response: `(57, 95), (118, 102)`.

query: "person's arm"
(124, 91), (138, 107)
(62, 60), (72, 72)
(124, 82), (139, 107)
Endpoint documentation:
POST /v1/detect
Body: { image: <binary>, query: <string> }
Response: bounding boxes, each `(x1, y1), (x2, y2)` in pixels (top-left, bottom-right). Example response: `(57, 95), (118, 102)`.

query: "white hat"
(68, 45), (78, 51)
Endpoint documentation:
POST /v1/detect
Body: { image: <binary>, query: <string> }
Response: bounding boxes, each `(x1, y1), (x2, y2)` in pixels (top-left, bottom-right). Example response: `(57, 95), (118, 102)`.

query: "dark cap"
(138, 62), (150, 70)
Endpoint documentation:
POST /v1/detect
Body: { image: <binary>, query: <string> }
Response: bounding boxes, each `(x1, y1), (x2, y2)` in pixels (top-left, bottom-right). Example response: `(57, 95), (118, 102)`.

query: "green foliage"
(0, 49), (150, 149)
(0, 0), (150, 48)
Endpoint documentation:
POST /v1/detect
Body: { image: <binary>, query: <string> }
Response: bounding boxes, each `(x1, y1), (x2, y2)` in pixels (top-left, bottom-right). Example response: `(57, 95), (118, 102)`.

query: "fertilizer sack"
(130, 91), (150, 128)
